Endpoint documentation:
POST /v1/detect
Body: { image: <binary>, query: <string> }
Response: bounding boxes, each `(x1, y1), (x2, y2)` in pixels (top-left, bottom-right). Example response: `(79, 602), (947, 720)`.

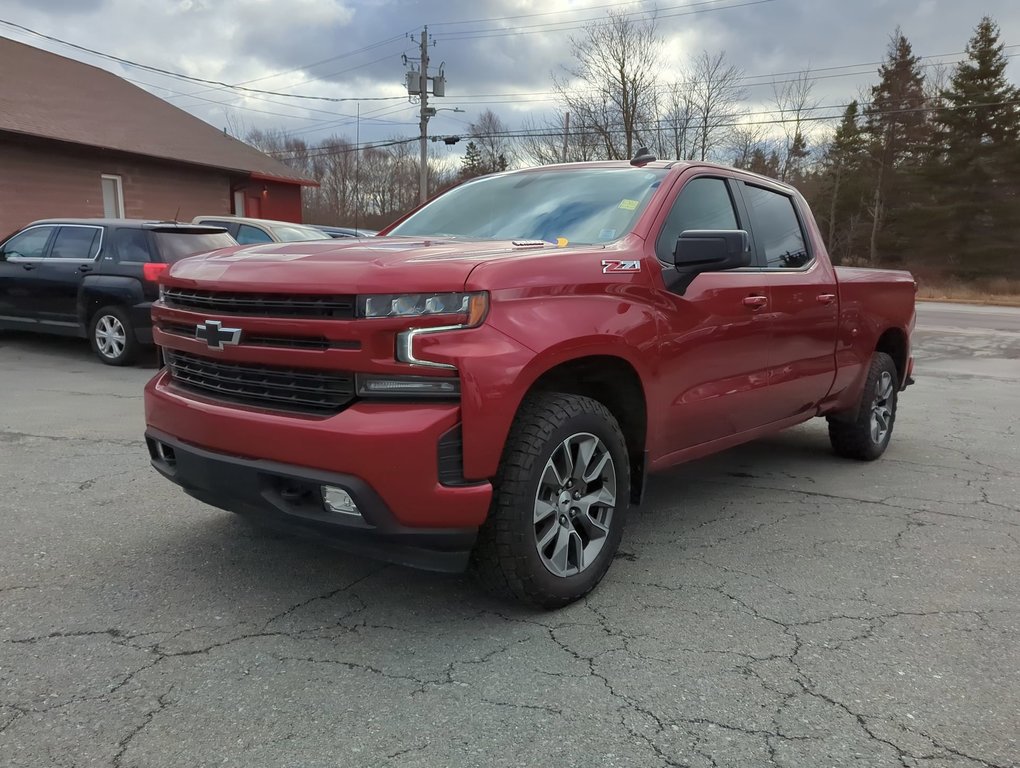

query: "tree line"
(246, 14), (1018, 281)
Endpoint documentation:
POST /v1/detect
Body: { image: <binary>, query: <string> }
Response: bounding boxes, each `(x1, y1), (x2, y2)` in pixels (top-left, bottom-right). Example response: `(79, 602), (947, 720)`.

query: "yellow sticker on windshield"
(557, 237), (569, 247)
(618, 199), (639, 210)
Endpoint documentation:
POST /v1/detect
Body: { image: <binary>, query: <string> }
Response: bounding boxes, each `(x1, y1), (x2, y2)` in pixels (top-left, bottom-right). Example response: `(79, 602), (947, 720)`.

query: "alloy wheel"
(870, 370), (895, 444)
(533, 432), (617, 578)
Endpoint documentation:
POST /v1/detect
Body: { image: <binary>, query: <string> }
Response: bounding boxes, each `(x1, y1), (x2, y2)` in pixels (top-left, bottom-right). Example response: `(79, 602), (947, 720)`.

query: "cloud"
(2, 0), (1018, 148)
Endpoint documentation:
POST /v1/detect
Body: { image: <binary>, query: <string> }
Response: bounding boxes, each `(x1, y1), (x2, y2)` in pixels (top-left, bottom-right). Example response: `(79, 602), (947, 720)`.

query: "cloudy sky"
(2, 0), (1019, 155)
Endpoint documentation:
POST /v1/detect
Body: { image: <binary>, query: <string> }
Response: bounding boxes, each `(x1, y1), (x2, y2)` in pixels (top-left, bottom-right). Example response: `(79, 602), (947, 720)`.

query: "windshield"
(271, 225), (331, 242)
(388, 167), (667, 245)
(153, 232), (236, 263)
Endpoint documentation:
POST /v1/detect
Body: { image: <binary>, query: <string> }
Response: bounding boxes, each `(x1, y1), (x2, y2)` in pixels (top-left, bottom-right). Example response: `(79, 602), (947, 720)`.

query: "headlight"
(359, 292), (487, 323)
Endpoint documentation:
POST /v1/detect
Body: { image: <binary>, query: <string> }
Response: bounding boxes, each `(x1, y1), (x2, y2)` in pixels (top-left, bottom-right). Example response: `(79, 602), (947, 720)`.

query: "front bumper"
(144, 370), (493, 571)
(146, 428), (480, 572)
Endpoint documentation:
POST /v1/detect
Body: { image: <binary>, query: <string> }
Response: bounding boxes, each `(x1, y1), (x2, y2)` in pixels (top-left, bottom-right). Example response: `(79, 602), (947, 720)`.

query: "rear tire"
(471, 392), (629, 609)
(89, 305), (139, 366)
(827, 352), (899, 461)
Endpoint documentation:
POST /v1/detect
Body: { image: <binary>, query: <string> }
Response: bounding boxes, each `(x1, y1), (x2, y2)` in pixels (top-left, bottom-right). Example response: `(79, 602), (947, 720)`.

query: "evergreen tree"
(817, 101), (870, 262)
(864, 30), (929, 265)
(460, 141), (486, 180)
(930, 16), (1020, 275)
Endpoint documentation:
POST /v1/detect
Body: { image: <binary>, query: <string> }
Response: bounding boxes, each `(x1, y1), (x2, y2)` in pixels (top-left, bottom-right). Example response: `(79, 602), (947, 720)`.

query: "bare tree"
(468, 109), (515, 171)
(515, 113), (601, 166)
(772, 70), (820, 181)
(655, 80), (698, 160)
(553, 10), (662, 160)
(688, 51), (747, 161)
(728, 122), (777, 169)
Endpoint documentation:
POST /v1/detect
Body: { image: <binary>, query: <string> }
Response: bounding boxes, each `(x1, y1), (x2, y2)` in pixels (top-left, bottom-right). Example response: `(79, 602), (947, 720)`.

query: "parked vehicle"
(145, 158), (916, 607)
(0, 219), (235, 364)
(192, 215), (330, 244)
(312, 225), (379, 239)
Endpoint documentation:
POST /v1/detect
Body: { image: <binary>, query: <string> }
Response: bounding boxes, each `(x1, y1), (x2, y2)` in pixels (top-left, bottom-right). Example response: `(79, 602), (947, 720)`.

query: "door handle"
(816, 293), (836, 305)
(78, 264), (93, 274)
(742, 295), (768, 310)
(21, 263), (36, 271)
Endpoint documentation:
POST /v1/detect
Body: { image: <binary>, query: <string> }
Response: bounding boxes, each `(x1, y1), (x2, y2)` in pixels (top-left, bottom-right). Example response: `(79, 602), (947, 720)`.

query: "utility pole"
(418, 26), (430, 204)
(561, 112), (570, 163)
(405, 27), (447, 203)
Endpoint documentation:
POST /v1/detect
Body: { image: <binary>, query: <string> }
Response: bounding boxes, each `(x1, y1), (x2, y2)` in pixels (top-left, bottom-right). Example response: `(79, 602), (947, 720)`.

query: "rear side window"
(741, 184), (811, 269)
(112, 228), (153, 262)
(271, 225), (329, 242)
(656, 177), (740, 262)
(152, 232), (236, 263)
(50, 226), (101, 260)
(1, 226), (56, 259)
(237, 224), (273, 244)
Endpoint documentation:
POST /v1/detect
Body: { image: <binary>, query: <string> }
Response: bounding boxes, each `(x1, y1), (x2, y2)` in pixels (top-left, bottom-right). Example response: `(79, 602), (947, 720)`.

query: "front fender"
(428, 290), (659, 480)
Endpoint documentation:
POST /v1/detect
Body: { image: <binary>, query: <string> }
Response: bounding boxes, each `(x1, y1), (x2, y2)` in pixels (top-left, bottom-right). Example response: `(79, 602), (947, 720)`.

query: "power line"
(432, 47), (1020, 103)
(167, 46), (410, 108)
(433, 0), (777, 41)
(430, 0), (743, 29)
(0, 19), (407, 103)
(268, 96), (1020, 160)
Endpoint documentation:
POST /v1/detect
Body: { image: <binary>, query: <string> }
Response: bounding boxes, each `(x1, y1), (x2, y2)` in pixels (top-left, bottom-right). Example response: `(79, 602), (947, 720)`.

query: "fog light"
(321, 485), (360, 517)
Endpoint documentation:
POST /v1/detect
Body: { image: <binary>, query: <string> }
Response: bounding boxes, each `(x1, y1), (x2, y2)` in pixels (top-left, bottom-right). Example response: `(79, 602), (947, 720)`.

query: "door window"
(236, 224), (273, 244)
(112, 228), (153, 262)
(50, 227), (102, 260)
(741, 184), (811, 269)
(656, 177), (739, 263)
(1, 226), (56, 259)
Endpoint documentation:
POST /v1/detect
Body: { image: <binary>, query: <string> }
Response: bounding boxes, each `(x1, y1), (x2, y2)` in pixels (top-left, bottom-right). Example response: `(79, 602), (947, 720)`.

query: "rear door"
(737, 182), (838, 423)
(36, 225), (103, 323)
(0, 225), (58, 320)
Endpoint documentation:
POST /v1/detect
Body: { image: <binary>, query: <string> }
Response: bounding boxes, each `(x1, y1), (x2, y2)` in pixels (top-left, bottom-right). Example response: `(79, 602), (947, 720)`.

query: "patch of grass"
(916, 276), (1020, 306)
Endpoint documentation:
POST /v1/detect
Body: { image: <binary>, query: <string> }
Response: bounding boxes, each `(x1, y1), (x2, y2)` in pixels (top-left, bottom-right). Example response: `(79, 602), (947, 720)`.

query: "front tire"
(471, 392), (630, 608)
(89, 306), (139, 366)
(827, 352), (899, 461)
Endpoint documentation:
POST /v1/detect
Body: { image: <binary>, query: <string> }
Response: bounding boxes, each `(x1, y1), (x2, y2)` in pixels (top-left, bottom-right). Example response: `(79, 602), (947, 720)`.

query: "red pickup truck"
(144, 159), (915, 607)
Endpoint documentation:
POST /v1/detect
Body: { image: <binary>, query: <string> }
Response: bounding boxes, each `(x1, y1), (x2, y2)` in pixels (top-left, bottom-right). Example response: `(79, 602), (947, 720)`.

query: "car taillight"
(143, 263), (169, 282)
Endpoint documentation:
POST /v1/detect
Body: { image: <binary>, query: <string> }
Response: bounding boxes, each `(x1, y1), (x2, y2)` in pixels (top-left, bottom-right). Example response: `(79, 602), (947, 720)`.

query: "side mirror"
(664, 230), (751, 294)
(673, 229), (751, 272)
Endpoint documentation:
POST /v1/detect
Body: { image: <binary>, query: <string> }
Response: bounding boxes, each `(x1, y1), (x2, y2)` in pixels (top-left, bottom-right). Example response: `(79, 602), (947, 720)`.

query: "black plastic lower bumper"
(145, 429), (478, 573)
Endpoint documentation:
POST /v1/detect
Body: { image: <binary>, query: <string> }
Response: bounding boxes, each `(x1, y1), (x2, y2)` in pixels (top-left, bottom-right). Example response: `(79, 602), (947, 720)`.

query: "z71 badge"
(601, 259), (641, 274)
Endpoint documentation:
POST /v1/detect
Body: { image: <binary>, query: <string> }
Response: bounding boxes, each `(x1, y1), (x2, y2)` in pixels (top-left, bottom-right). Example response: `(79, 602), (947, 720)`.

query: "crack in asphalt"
(111, 688), (174, 768)
(0, 430), (139, 448)
(386, 742), (430, 761)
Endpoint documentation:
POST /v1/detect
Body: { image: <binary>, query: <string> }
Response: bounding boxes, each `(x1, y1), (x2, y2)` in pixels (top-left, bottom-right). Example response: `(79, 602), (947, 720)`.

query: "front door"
(0, 225), (58, 320)
(737, 182), (838, 423)
(652, 175), (772, 454)
(35, 225), (104, 324)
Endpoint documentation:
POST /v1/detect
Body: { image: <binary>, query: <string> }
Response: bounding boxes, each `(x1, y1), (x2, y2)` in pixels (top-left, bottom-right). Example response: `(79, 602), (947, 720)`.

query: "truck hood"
(167, 236), (579, 294)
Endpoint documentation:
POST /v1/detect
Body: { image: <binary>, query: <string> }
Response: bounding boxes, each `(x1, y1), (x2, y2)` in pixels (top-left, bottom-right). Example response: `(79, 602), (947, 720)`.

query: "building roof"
(0, 37), (316, 186)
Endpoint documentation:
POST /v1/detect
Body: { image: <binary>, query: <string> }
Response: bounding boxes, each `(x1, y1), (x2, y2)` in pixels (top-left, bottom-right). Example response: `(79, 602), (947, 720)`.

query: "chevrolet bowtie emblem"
(195, 320), (241, 350)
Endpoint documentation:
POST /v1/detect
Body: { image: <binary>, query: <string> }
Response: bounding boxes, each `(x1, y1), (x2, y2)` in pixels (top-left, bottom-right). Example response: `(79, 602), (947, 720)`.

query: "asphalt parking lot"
(1, 302), (1018, 768)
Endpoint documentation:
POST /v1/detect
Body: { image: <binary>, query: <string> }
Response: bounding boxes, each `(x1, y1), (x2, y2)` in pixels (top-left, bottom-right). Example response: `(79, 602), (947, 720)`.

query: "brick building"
(0, 38), (316, 236)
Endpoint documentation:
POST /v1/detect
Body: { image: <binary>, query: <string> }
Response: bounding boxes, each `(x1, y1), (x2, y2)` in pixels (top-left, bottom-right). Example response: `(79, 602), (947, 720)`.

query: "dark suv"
(0, 219), (236, 365)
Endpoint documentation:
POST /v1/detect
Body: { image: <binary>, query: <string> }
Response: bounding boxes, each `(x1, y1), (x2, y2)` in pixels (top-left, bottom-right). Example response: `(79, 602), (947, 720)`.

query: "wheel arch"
(875, 326), (909, 386)
(519, 354), (649, 505)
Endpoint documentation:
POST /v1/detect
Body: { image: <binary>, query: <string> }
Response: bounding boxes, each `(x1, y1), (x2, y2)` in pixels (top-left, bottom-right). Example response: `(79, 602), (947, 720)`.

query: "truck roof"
(497, 159), (798, 193)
